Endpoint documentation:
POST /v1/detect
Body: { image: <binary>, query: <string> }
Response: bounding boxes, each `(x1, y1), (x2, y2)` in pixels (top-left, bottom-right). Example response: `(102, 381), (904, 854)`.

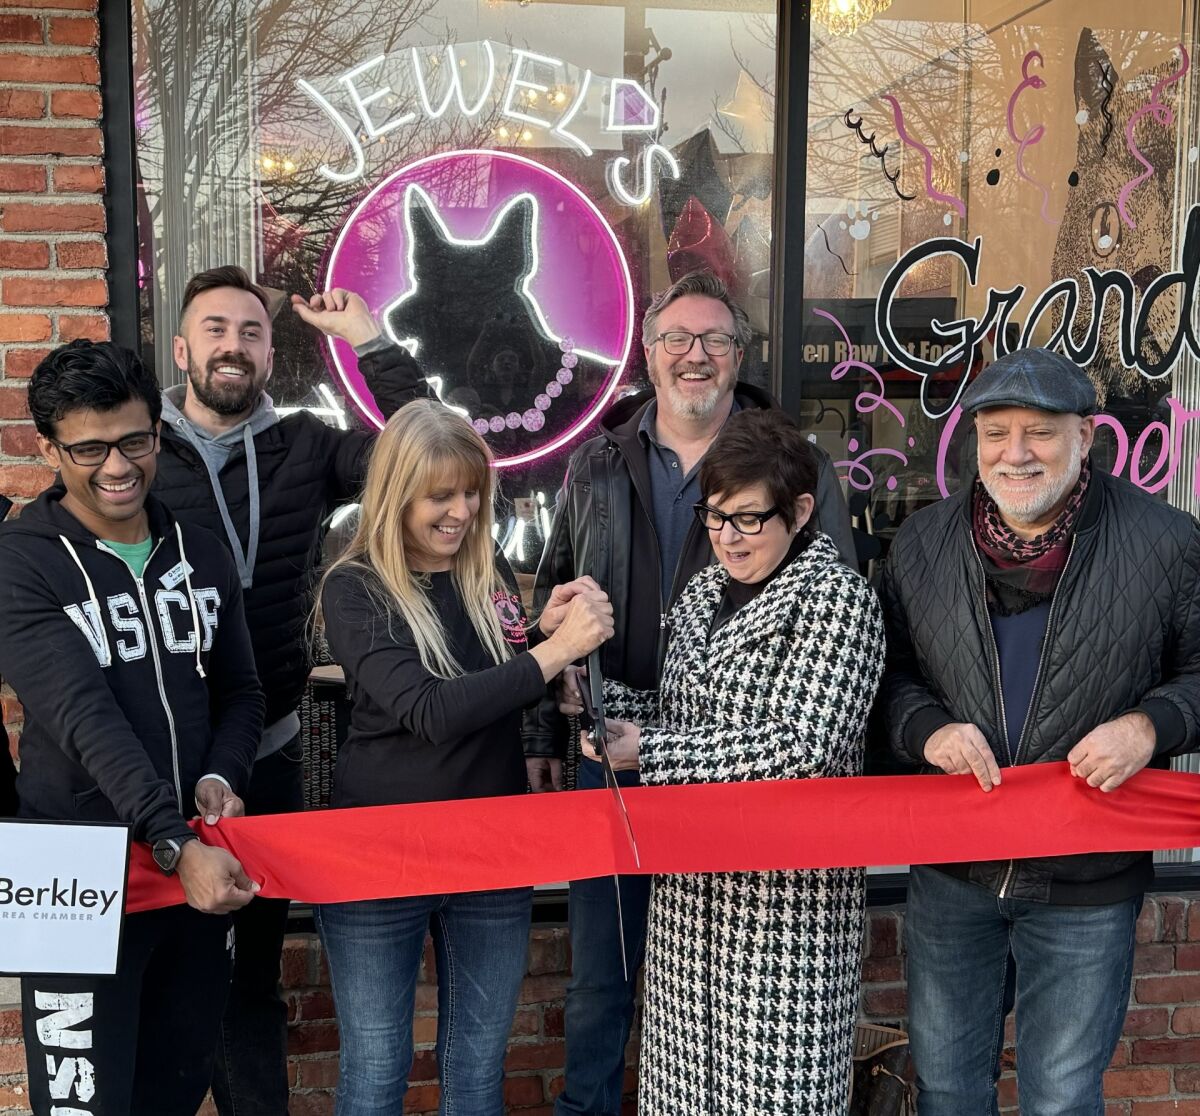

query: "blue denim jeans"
(905, 865), (1140, 1116)
(314, 886), (533, 1116)
(555, 759), (652, 1116)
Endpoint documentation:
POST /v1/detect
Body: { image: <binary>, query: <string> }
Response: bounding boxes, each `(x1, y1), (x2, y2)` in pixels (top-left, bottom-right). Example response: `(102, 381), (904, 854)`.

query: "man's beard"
(187, 352), (262, 417)
(649, 356), (727, 420)
(981, 433), (1083, 526)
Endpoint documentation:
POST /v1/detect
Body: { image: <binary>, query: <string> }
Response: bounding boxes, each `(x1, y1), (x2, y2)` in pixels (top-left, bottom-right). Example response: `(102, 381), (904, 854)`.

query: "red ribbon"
(126, 763), (1200, 914)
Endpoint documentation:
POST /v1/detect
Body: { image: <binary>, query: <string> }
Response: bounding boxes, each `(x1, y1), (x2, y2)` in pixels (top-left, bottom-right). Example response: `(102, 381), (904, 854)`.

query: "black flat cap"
(960, 348), (1097, 416)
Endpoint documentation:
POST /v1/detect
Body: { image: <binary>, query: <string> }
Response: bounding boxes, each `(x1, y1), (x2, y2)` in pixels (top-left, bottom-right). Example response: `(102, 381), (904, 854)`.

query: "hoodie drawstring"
(60, 534), (113, 667)
(174, 522), (207, 679)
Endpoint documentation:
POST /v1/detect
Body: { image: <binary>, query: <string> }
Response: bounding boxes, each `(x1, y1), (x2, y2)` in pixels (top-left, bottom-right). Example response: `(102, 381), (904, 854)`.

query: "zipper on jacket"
(121, 540), (185, 809)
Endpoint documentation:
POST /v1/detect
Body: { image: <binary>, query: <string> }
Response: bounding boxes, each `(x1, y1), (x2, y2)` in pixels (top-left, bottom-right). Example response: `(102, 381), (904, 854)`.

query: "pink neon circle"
(322, 149), (635, 468)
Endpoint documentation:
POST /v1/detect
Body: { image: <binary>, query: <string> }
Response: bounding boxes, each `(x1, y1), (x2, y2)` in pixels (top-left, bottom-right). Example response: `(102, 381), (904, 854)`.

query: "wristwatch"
(151, 833), (199, 876)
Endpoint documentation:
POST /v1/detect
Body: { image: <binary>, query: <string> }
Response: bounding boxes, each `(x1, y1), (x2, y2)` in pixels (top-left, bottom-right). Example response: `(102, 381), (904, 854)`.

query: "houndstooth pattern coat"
(606, 534), (885, 1116)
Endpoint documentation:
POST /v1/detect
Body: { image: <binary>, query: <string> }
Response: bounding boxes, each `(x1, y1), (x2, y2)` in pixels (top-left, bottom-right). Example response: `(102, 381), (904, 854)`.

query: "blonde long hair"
(316, 400), (511, 678)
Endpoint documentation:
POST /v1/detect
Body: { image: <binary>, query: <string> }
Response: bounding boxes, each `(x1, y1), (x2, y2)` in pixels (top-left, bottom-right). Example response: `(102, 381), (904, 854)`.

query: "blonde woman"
(314, 400), (612, 1116)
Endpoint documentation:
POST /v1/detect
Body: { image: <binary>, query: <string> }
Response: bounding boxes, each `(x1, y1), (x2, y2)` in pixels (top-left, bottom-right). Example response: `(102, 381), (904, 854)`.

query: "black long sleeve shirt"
(321, 561), (546, 808)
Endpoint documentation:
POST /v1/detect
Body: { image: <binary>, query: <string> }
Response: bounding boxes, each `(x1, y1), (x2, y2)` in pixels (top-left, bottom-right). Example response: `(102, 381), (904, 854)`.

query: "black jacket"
(321, 554), (546, 808)
(879, 467), (1200, 902)
(0, 488), (264, 844)
(154, 345), (433, 726)
(525, 383), (857, 758)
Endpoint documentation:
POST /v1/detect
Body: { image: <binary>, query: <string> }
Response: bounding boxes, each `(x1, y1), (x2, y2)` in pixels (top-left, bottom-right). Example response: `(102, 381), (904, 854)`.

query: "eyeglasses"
(52, 430), (158, 466)
(693, 503), (781, 535)
(652, 331), (738, 357)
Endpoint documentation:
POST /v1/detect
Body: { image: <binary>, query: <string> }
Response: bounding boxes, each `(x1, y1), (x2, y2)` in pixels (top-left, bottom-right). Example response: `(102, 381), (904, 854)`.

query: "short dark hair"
(699, 410), (819, 532)
(180, 265), (271, 324)
(642, 270), (753, 349)
(28, 340), (162, 438)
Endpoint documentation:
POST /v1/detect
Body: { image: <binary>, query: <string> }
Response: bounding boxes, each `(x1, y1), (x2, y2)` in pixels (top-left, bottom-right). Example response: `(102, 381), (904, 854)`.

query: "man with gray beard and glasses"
(878, 347), (1200, 1116)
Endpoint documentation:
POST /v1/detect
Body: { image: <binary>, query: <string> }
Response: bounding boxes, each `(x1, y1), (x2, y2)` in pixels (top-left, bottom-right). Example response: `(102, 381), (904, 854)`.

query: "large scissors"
(577, 647), (641, 979)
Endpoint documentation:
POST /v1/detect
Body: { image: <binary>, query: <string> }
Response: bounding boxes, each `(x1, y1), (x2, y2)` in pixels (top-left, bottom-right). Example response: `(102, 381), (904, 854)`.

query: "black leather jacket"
(525, 383), (856, 757)
(879, 466), (1200, 903)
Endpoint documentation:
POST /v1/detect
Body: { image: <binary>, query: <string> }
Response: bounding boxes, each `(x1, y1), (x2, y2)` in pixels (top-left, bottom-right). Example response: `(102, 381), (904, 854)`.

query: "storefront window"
(803, 0), (1200, 861)
(131, 0), (777, 592)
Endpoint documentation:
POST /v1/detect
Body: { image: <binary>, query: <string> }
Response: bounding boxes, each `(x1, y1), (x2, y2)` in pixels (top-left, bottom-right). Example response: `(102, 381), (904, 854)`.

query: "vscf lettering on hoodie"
(63, 587), (221, 667)
(34, 990), (97, 1113)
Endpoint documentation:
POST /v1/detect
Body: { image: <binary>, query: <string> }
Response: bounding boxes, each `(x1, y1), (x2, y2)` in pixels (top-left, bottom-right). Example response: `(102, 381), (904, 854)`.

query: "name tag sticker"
(160, 561), (194, 590)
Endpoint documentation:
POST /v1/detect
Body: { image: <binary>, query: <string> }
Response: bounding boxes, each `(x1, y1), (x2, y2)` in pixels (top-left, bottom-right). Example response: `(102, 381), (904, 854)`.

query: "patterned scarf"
(972, 459), (1091, 615)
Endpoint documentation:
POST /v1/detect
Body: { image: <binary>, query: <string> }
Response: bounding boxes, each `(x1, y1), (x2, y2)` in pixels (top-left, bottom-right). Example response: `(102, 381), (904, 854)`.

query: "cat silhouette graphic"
(384, 184), (614, 456)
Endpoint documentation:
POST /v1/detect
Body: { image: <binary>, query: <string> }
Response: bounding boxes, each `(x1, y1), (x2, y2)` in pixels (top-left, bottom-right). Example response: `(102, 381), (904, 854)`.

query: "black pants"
(212, 734), (305, 1116)
(22, 905), (233, 1116)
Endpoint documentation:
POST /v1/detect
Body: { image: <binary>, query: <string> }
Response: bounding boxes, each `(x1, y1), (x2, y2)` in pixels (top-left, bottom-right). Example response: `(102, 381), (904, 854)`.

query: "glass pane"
(132, 0), (777, 597)
(803, 0), (1199, 862)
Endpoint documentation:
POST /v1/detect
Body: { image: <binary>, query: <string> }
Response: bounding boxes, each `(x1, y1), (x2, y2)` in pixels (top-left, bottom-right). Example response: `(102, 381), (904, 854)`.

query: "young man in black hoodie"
(0, 340), (265, 1115)
(157, 266), (433, 1115)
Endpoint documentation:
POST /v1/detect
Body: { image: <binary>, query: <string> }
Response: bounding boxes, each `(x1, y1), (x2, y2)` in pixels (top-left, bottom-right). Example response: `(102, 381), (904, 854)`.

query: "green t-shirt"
(102, 536), (154, 578)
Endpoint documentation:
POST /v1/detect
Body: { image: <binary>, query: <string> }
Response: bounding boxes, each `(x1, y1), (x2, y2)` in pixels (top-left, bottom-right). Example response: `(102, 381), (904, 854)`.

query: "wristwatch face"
(152, 838), (181, 875)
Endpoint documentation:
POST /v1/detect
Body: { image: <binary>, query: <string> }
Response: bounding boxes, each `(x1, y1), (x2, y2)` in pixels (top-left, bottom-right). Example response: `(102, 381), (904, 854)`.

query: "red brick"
(0, 1083), (32, 1110)
(862, 956), (903, 982)
(0, 240), (48, 269)
(1132, 1038), (1200, 1064)
(1130, 1103), (1200, 1114)
(412, 1014), (438, 1044)
(403, 1084), (440, 1112)
(528, 931), (568, 976)
(48, 16), (97, 45)
(1161, 898), (1189, 942)
(0, 463), (53, 498)
(409, 1049), (438, 1081)
(5, 276), (105, 307)
(296, 1054), (340, 1088)
(544, 1005), (564, 1038)
(0, 13), (41, 42)
(0, 1041), (27, 1073)
(281, 938), (314, 987)
(1138, 903), (1160, 945)
(414, 982), (437, 1011)
(1124, 1009), (1170, 1038)
(290, 1096), (335, 1116)
(997, 1074), (1019, 1108)
(1175, 944), (1200, 971)
(1104, 1068), (1172, 1098)
(1137, 945), (1177, 974)
(1137, 975), (1200, 1004)
(0, 52), (98, 84)
(1174, 1006), (1200, 1035)
(1, 202), (104, 233)
(867, 911), (900, 957)
(3, 345), (48, 376)
(291, 989), (334, 1021)
(0, 125), (101, 157)
(0, 164), (44, 192)
(511, 1007), (539, 1036)
(51, 89), (101, 120)
(1178, 1065), (1200, 1094)
(504, 1075), (545, 1106)
(0, 0), (94, 7)
(51, 164), (103, 194)
(0, 314), (49, 343)
(505, 1040), (566, 1071)
(286, 1020), (339, 1055)
(1188, 902), (1200, 941)
(0, 1008), (20, 1040)
(518, 975), (568, 1005)
(55, 239), (105, 269)
(863, 985), (907, 1016)
(0, 90), (44, 119)
(57, 313), (108, 341)
(1, 424), (40, 457)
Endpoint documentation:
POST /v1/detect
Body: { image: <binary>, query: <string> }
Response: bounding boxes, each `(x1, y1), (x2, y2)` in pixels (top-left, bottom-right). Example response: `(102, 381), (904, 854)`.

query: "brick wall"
(0, 0), (105, 771)
(5, 897), (1200, 1114)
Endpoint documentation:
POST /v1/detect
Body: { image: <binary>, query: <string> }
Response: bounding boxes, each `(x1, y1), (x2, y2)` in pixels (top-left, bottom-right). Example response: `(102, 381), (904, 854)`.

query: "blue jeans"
(905, 865), (1140, 1116)
(314, 887), (532, 1116)
(556, 759), (652, 1116)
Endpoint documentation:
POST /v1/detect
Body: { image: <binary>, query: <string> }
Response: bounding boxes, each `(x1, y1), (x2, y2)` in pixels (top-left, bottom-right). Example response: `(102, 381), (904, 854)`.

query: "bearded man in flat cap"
(879, 347), (1200, 1115)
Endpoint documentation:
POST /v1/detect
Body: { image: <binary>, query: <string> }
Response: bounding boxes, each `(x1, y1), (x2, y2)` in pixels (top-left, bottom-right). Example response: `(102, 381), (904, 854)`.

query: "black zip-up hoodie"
(0, 486), (265, 844)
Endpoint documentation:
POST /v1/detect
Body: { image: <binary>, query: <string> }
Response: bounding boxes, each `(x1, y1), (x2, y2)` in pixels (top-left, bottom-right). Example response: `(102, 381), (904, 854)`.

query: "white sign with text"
(0, 821), (129, 975)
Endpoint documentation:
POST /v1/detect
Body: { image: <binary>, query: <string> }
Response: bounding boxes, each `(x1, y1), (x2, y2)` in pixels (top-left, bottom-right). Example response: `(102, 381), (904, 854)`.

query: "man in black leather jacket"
(879, 348), (1200, 1115)
(526, 271), (855, 1116)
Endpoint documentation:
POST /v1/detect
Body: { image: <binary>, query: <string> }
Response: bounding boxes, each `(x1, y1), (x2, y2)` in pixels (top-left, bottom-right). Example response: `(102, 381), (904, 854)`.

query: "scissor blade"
(599, 745), (641, 868)
(612, 870), (629, 983)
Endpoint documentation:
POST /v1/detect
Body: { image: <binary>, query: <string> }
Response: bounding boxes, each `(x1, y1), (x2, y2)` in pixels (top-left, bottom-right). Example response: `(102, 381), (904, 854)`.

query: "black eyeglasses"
(652, 331), (738, 357)
(52, 430), (158, 466)
(693, 503), (781, 535)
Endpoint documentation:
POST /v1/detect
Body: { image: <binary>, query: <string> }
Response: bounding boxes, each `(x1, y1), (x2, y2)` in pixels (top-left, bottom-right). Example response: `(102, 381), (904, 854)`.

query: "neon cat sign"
(296, 41), (681, 206)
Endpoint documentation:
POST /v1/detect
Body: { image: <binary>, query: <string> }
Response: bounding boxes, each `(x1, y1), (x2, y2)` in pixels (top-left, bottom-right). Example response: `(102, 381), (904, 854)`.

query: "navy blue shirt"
(638, 399), (740, 606)
(990, 603), (1051, 761)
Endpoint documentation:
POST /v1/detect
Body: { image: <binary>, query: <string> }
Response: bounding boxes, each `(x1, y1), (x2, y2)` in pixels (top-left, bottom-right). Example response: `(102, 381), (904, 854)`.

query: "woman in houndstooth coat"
(581, 411), (885, 1116)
